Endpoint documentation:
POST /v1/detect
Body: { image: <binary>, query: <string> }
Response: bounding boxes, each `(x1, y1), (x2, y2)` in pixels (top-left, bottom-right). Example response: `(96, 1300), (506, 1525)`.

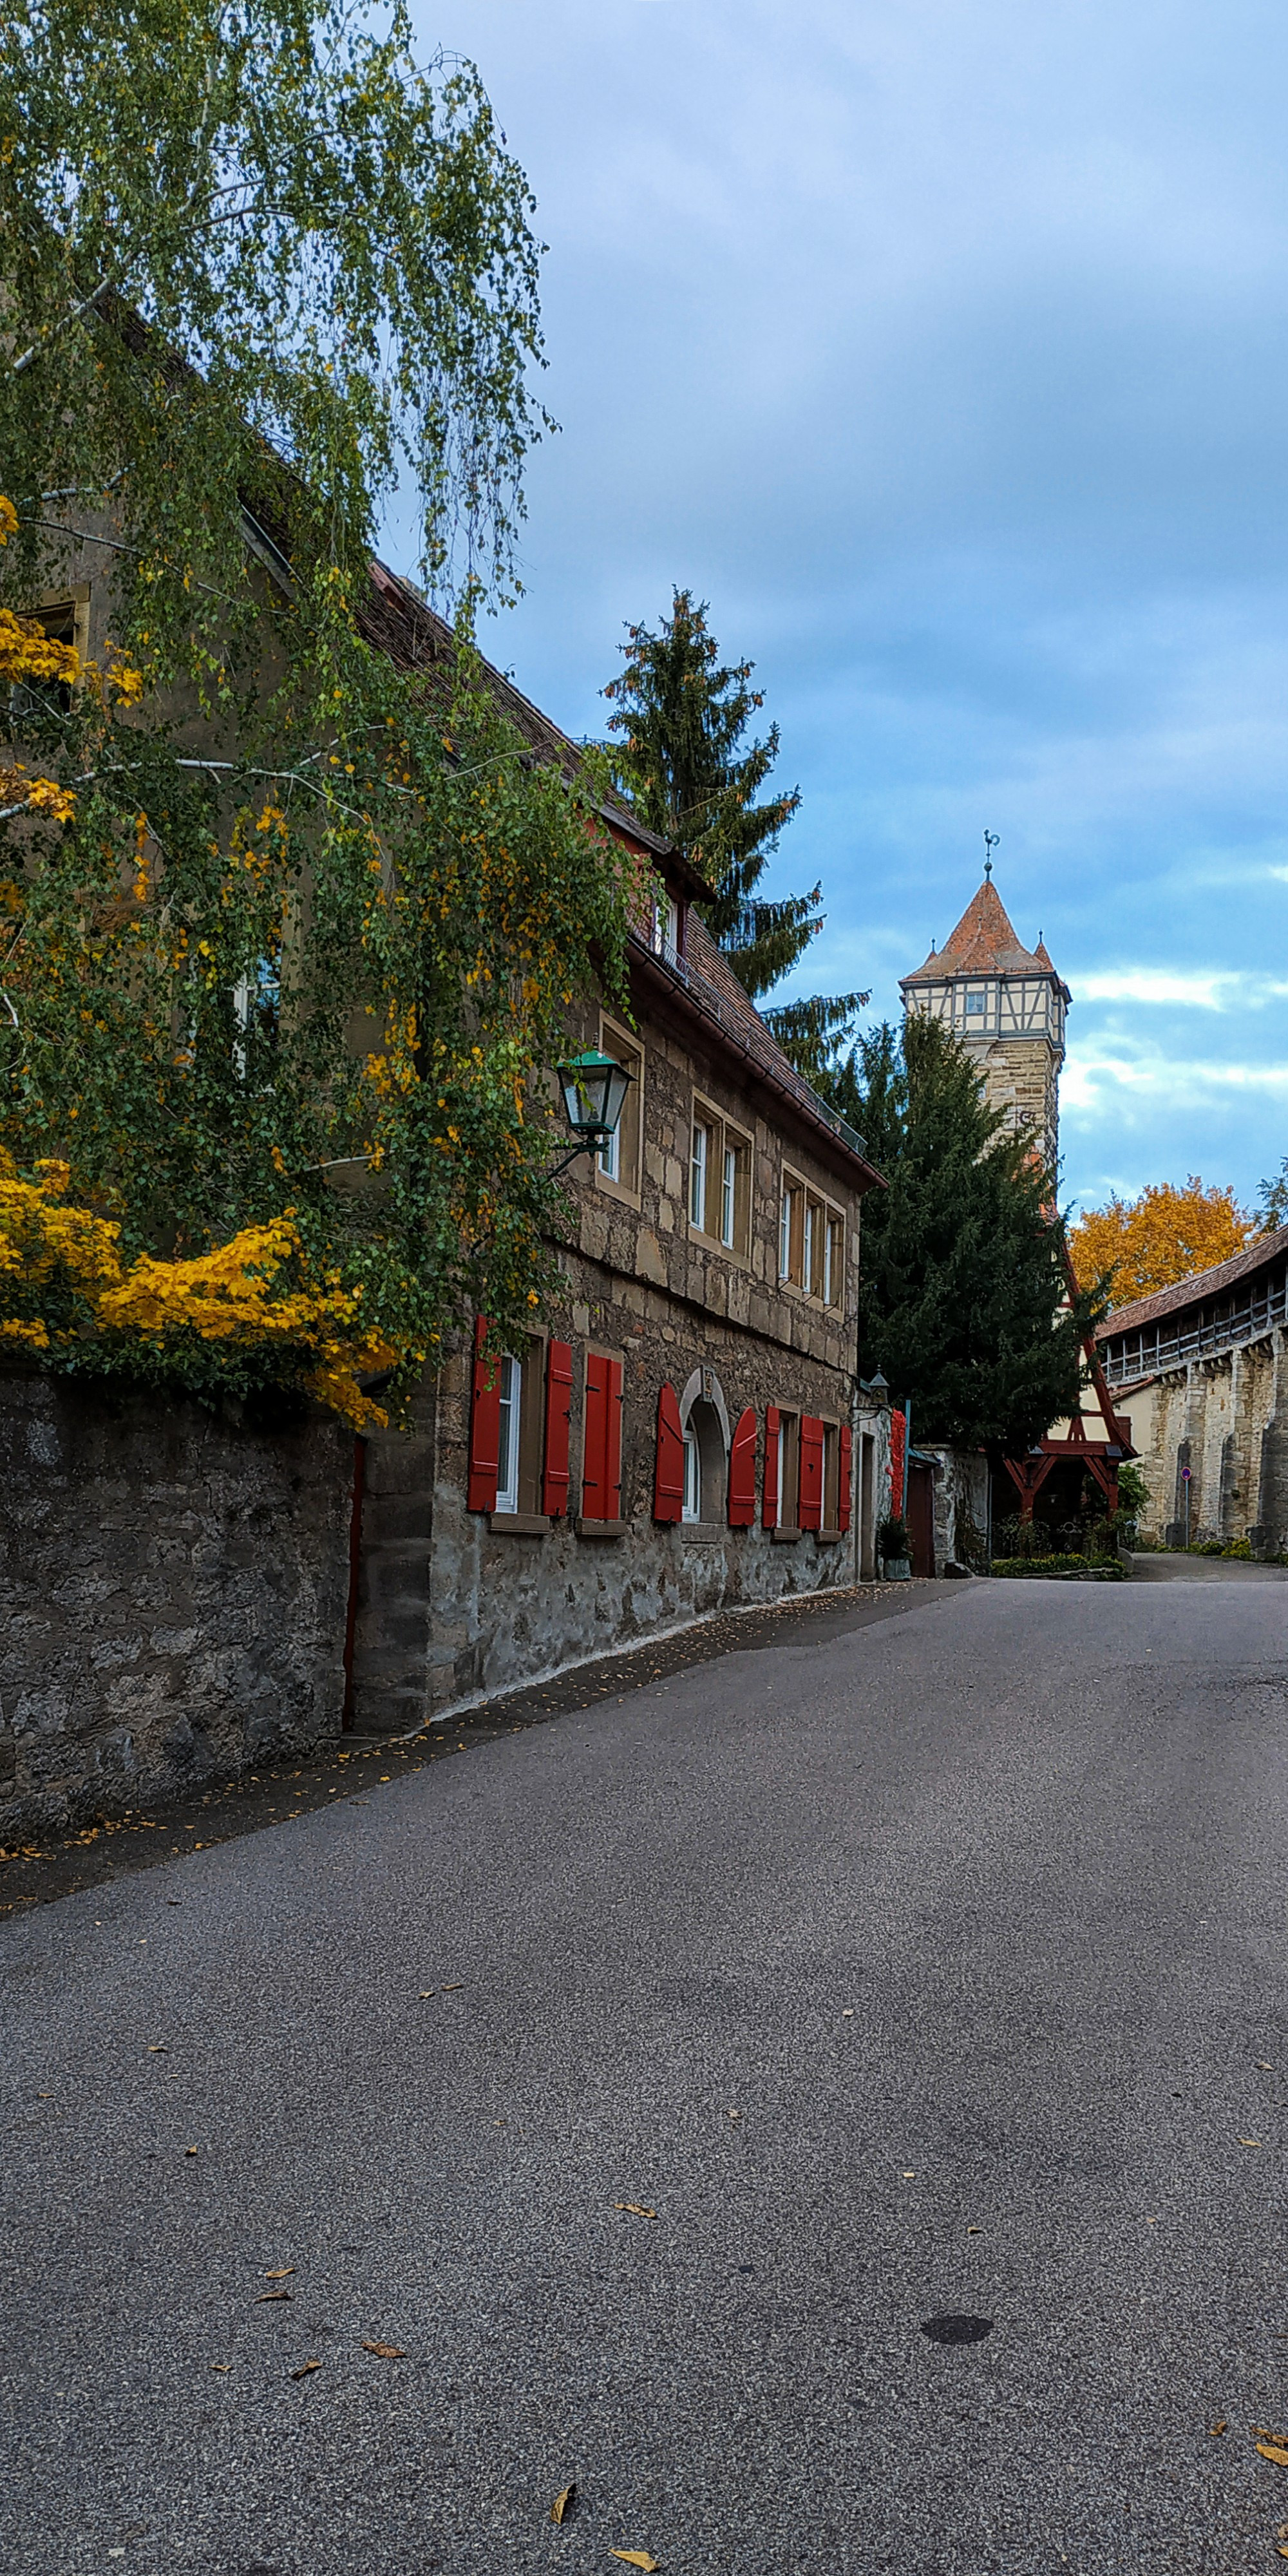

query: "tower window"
(965, 989), (986, 1016)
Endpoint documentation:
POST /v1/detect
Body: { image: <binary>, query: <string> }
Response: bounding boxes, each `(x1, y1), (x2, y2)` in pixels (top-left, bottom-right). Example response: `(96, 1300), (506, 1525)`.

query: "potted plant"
(877, 1513), (911, 1580)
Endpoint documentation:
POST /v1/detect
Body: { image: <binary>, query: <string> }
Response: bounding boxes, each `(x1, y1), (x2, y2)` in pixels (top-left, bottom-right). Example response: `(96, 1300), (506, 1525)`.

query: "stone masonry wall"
(352, 964), (871, 1727)
(0, 1366), (354, 1843)
(1118, 1333), (1288, 1551)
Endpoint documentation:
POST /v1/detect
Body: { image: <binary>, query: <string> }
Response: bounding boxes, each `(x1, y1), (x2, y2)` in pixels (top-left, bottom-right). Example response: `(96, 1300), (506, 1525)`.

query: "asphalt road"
(3, 1578), (1287, 2576)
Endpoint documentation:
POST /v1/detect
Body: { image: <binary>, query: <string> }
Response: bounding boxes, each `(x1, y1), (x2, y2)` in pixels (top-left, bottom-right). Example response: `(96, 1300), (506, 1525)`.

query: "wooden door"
(907, 1459), (936, 1577)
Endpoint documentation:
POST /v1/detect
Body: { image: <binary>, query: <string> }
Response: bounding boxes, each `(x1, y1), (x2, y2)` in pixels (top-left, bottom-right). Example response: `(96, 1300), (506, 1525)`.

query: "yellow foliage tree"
(0, 1155), (399, 1428)
(1068, 1175), (1256, 1306)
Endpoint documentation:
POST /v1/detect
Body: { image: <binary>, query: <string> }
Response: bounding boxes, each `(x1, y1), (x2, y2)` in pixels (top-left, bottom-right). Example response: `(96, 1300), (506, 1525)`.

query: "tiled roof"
(903, 879), (1059, 984)
(361, 568), (880, 1187)
(1095, 1224), (1288, 1339)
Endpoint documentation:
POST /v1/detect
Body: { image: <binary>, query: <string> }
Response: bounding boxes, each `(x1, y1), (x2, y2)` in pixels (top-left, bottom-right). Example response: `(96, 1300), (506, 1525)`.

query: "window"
(468, 1327), (556, 1520)
(690, 1117), (710, 1228)
(965, 987), (986, 1017)
(652, 895), (680, 961)
(779, 1165), (846, 1307)
(8, 596), (84, 723)
(823, 1421), (840, 1531)
(690, 1097), (751, 1256)
(596, 1015), (643, 1197)
(777, 1412), (799, 1530)
(824, 1217), (842, 1308)
(496, 1354), (522, 1515)
(682, 1426), (700, 1522)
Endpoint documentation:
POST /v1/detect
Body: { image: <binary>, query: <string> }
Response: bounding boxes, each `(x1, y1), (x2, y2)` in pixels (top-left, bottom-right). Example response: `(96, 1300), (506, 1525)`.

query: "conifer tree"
(602, 590), (865, 1063)
(820, 1017), (1094, 1453)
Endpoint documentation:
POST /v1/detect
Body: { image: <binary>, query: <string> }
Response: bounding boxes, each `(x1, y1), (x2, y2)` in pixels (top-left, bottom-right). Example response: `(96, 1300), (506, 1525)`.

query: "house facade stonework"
(351, 866), (885, 1728)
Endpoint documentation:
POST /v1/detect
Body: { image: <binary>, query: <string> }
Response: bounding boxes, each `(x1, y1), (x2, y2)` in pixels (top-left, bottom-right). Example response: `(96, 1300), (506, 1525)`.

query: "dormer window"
(652, 895), (679, 962)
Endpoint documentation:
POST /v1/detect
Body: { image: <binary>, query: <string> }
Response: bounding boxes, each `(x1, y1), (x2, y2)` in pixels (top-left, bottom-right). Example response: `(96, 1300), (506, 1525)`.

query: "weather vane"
(983, 828), (999, 880)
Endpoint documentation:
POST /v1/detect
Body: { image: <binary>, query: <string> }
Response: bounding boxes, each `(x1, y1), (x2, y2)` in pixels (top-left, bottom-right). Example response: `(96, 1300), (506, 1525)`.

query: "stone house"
(348, 589), (887, 1723)
(1, 536), (887, 1824)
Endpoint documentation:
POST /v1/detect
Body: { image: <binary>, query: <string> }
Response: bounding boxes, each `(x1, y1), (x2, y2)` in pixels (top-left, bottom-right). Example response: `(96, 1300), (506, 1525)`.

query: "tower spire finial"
(983, 828), (999, 881)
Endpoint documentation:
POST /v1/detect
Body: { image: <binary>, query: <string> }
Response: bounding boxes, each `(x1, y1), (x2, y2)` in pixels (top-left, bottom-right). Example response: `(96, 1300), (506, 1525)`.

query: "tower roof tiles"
(903, 879), (1062, 987)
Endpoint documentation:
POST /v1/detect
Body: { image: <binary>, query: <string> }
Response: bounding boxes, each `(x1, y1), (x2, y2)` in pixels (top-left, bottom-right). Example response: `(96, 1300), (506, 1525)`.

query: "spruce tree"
(602, 590), (866, 1061)
(822, 1017), (1095, 1454)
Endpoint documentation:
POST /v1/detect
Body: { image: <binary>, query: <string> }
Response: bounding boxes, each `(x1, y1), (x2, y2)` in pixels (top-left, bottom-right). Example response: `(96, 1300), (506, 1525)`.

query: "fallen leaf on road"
(147, 2045), (167, 2054)
(184, 2146), (198, 2157)
(614, 2203), (658, 2220)
(256, 2291), (292, 2304)
(361, 2341), (406, 2359)
(419, 1990), (437, 1999)
(264, 2268), (294, 2280)
(550, 2483), (576, 2524)
(209, 2363), (231, 2374)
(967, 2226), (983, 2235)
(289, 2360), (321, 2380)
(902, 2171), (916, 2179)
(1208, 2420), (1227, 2435)
(1239, 2138), (1263, 2148)
(610, 2555), (659, 2570)
(441, 1982), (464, 1992)
(1257, 2061), (1274, 2070)
(1257, 2442), (1288, 2467)
(1274, 2548), (1288, 2561)
(841, 2009), (854, 2019)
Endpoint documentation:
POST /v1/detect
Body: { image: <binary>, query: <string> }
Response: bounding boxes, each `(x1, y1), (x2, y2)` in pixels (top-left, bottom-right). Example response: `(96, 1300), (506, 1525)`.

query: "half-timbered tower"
(900, 870), (1070, 1173)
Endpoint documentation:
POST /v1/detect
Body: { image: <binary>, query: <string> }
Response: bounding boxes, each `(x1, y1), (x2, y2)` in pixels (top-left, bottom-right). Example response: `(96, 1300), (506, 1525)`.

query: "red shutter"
(838, 1423), (853, 1534)
(467, 1315), (500, 1513)
(762, 1404), (780, 1530)
(582, 1352), (623, 1522)
(799, 1414), (824, 1530)
(542, 1340), (573, 1517)
(728, 1406), (757, 1527)
(605, 1357), (623, 1519)
(654, 1382), (684, 1522)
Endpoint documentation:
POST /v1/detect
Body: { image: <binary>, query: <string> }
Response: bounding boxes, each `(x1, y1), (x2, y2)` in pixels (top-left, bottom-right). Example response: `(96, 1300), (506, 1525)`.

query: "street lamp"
(551, 1048), (634, 1177)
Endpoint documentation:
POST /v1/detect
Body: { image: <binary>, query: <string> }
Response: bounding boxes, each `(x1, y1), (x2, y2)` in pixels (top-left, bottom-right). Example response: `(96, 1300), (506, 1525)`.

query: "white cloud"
(1075, 969), (1239, 1009)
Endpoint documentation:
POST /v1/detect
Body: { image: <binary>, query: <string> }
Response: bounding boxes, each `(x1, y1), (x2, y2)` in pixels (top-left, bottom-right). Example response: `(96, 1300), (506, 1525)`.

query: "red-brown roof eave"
(1095, 1224), (1288, 1340)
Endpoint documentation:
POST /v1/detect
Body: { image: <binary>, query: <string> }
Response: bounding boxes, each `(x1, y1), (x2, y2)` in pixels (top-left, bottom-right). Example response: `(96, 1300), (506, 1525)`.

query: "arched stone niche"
(679, 1366), (729, 1524)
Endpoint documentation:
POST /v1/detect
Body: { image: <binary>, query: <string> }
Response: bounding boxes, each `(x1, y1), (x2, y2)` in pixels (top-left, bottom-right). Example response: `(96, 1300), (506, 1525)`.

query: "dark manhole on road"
(921, 2313), (994, 2345)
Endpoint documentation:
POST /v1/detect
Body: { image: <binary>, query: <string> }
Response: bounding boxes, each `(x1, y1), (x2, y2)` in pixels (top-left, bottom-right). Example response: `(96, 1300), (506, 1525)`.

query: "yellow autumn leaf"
(1208, 2420), (1227, 2436)
(1258, 2442), (1288, 2467)
(614, 2202), (658, 2220)
(550, 2483), (576, 2524)
(610, 2555), (660, 2571)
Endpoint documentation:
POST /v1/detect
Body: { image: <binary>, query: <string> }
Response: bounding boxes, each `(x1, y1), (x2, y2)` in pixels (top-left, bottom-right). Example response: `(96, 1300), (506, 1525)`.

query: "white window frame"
(682, 1426), (701, 1524)
(721, 1142), (737, 1248)
(690, 1120), (708, 1229)
(654, 895), (679, 960)
(779, 1186), (792, 1280)
(598, 1121), (620, 1182)
(495, 1353), (522, 1515)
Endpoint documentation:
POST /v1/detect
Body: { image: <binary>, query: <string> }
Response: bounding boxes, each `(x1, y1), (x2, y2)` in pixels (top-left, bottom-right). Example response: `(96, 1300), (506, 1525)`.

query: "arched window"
(677, 1369), (730, 1528)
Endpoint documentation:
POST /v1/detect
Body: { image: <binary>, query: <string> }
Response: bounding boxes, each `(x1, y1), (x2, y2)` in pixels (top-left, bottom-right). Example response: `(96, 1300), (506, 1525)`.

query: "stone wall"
(924, 1446), (990, 1570)
(0, 1365), (354, 1843)
(1117, 1332), (1288, 1552)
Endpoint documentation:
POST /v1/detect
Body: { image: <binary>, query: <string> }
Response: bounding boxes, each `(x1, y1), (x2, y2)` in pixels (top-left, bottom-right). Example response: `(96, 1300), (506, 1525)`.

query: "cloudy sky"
(408, 0), (1288, 1215)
